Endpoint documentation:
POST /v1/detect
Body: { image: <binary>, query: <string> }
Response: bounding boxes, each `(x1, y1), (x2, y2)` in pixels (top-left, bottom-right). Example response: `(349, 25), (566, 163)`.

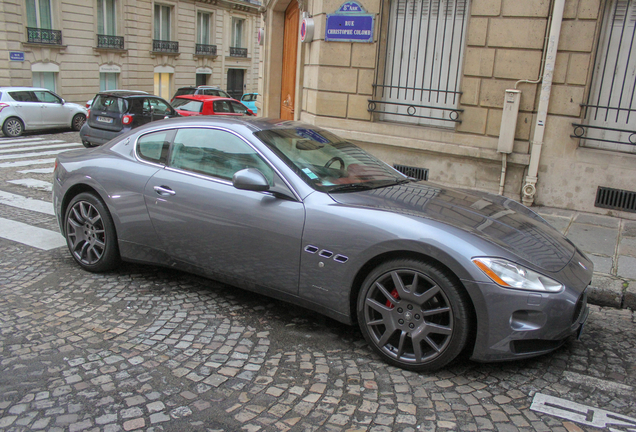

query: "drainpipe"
(521, 0), (565, 206)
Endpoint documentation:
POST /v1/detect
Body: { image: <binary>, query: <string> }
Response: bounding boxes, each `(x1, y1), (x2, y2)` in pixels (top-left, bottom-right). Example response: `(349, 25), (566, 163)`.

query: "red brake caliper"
(386, 289), (400, 308)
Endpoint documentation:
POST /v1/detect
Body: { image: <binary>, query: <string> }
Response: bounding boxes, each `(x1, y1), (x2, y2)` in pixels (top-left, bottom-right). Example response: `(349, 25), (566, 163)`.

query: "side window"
(230, 101), (248, 114)
(213, 100), (231, 113)
(147, 98), (171, 115)
(34, 91), (62, 103)
(169, 128), (274, 183)
(9, 91), (37, 102)
(137, 130), (173, 165)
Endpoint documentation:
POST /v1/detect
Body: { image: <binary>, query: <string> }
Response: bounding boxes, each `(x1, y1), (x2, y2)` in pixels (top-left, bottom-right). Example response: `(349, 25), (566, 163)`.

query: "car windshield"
(254, 128), (406, 193)
(93, 95), (127, 113)
(242, 94), (257, 102)
(171, 98), (203, 112)
(173, 89), (195, 99)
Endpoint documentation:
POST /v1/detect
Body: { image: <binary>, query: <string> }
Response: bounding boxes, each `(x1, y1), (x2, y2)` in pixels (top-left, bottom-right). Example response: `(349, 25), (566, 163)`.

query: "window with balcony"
(230, 17), (247, 57)
(26, 0), (62, 44)
(153, 4), (178, 52)
(196, 11), (216, 56)
(96, 0), (124, 49)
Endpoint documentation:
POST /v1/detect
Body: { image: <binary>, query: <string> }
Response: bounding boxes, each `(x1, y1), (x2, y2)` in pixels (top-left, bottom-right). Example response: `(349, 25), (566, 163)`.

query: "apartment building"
(0, 0), (261, 104)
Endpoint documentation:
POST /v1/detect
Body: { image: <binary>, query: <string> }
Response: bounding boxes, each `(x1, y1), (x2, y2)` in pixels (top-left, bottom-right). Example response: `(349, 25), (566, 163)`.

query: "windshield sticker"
(296, 128), (330, 144)
(302, 168), (319, 179)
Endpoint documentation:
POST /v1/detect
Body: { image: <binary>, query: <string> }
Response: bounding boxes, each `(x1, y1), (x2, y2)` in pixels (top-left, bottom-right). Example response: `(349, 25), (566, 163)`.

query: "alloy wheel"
(66, 200), (106, 265)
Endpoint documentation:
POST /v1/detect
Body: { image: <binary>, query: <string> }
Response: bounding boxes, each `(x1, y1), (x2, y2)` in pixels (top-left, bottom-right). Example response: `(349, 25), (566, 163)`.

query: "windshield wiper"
(328, 183), (375, 193)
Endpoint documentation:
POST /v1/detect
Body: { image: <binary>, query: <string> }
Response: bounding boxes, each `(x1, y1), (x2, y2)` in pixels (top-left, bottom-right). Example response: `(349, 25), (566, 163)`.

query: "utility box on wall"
(497, 89), (521, 154)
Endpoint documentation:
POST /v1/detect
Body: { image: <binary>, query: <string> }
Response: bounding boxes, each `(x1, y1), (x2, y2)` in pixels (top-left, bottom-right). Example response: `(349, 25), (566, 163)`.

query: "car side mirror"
(61, 99), (65, 104)
(247, 109), (254, 116)
(233, 168), (270, 192)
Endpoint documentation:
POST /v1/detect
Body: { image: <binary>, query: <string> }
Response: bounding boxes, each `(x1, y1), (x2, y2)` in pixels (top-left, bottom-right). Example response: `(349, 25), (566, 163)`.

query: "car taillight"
(122, 115), (133, 125)
(0, 103), (8, 112)
(54, 159), (58, 172)
(87, 109), (90, 118)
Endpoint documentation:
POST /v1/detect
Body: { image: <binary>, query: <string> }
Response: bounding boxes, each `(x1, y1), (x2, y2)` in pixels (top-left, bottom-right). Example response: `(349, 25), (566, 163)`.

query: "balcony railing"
(27, 27), (62, 45)
(97, 34), (124, 50)
(152, 39), (179, 53)
(230, 47), (247, 57)
(195, 43), (217, 56)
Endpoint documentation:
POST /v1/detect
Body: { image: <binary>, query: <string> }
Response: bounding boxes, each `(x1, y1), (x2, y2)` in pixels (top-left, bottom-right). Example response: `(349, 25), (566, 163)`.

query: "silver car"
(53, 117), (593, 371)
(0, 87), (87, 137)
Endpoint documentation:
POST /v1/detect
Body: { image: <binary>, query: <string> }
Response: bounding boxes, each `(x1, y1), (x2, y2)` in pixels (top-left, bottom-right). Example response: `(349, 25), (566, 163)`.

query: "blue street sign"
(325, 1), (374, 43)
(9, 52), (25, 61)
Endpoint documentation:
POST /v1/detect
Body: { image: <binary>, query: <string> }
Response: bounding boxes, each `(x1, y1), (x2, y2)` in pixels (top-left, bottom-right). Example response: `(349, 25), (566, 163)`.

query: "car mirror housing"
(233, 168), (270, 192)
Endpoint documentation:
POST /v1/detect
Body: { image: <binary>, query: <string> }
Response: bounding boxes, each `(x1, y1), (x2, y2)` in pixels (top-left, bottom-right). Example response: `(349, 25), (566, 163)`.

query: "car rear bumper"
(80, 123), (123, 145)
(465, 249), (593, 362)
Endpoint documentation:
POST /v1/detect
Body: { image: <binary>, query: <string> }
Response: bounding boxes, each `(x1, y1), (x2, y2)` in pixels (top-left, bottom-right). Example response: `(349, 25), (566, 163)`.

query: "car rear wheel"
(2, 117), (24, 137)
(64, 192), (120, 272)
(72, 113), (86, 131)
(357, 259), (471, 371)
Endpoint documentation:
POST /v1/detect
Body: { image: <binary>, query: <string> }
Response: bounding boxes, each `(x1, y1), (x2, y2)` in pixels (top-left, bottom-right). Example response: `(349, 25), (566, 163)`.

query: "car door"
(34, 90), (68, 127)
(143, 127), (305, 294)
(146, 98), (178, 123)
(8, 91), (42, 128)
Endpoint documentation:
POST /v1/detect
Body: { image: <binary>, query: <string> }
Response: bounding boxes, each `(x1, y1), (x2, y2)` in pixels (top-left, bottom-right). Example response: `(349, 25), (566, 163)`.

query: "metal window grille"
(574, 0), (636, 153)
(370, 0), (469, 127)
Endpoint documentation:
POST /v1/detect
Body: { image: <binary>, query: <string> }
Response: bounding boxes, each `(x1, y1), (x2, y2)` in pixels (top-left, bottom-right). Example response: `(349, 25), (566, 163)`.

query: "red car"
(171, 95), (255, 117)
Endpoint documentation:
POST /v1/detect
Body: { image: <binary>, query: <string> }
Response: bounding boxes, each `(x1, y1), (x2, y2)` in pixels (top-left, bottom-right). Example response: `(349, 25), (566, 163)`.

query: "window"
(26, 0), (52, 29)
(197, 12), (211, 45)
(213, 100), (232, 113)
(372, 0), (469, 127)
(32, 71), (56, 92)
(232, 17), (244, 48)
(154, 73), (172, 100)
(230, 101), (249, 114)
(170, 128), (274, 183)
(34, 90), (61, 103)
(97, 0), (116, 35)
(171, 98), (203, 113)
(196, 73), (208, 86)
(154, 4), (171, 40)
(100, 72), (118, 91)
(144, 98), (172, 116)
(9, 91), (38, 102)
(138, 130), (173, 165)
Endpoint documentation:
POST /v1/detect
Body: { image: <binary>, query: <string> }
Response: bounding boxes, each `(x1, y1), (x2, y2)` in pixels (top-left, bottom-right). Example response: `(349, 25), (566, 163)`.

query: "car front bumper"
(465, 249), (593, 362)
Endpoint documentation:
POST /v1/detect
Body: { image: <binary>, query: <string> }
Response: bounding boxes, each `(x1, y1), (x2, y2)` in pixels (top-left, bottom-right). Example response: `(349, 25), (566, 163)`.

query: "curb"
(587, 274), (636, 310)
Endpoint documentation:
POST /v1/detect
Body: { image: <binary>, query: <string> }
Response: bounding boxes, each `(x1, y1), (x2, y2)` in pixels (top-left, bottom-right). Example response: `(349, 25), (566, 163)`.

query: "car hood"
(65, 102), (87, 112)
(329, 181), (576, 272)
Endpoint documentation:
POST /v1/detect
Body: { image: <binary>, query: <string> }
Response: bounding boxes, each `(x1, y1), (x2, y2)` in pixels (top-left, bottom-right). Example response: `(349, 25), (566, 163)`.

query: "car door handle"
(154, 185), (176, 196)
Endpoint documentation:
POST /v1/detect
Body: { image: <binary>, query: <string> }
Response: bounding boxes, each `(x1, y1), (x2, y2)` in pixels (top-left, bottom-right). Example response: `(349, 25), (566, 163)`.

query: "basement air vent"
(393, 164), (429, 181)
(595, 186), (636, 213)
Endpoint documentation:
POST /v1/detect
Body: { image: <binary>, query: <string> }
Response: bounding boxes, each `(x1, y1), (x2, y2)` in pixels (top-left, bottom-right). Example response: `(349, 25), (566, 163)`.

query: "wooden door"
(280, 0), (299, 120)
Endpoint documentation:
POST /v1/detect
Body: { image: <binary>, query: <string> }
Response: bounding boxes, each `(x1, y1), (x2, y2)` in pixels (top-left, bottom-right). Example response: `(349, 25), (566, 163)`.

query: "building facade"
(0, 0), (261, 104)
(258, 0), (636, 216)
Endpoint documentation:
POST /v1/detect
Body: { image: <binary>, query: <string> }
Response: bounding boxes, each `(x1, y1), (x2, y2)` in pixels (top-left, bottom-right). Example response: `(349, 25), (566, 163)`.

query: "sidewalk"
(535, 206), (636, 310)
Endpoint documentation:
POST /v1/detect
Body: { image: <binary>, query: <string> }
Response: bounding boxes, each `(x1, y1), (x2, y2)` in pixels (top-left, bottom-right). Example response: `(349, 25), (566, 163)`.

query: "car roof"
(0, 86), (51, 92)
(96, 91), (154, 98)
(175, 95), (237, 102)
(131, 116), (313, 135)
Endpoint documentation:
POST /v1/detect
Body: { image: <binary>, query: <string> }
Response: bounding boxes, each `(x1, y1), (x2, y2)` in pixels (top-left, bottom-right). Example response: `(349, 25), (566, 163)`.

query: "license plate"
(96, 116), (113, 123)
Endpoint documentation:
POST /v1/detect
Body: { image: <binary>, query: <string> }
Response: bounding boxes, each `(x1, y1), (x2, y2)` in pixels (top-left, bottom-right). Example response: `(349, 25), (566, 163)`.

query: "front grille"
(394, 164), (429, 180)
(595, 186), (636, 213)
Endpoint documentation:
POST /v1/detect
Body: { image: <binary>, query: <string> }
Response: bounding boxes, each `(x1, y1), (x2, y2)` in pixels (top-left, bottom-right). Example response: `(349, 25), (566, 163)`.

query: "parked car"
(0, 87), (87, 137)
(171, 86), (231, 102)
(80, 91), (179, 147)
(171, 95), (255, 117)
(86, 89), (148, 108)
(53, 117), (592, 371)
(240, 93), (258, 115)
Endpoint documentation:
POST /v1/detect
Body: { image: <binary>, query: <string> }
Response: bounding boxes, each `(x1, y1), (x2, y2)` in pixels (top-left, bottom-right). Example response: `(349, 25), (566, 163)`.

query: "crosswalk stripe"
(7, 179), (53, 191)
(0, 190), (54, 215)
(0, 140), (65, 149)
(0, 216), (66, 250)
(0, 148), (77, 161)
(0, 142), (79, 154)
(0, 137), (46, 144)
(18, 167), (55, 174)
(0, 158), (56, 168)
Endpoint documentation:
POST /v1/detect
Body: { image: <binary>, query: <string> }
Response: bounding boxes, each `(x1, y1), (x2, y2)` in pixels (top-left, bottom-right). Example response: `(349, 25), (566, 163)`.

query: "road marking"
(0, 140), (65, 149)
(0, 149), (76, 161)
(0, 190), (54, 215)
(0, 142), (78, 154)
(531, 393), (636, 432)
(0, 216), (65, 250)
(0, 158), (56, 168)
(7, 179), (53, 192)
(0, 137), (47, 144)
(563, 371), (634, 396)
(18, 167), (54, 174)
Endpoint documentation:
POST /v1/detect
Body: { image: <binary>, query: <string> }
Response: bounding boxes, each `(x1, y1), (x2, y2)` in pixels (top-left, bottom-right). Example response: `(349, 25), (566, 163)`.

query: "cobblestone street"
(0, 132), (635, 432)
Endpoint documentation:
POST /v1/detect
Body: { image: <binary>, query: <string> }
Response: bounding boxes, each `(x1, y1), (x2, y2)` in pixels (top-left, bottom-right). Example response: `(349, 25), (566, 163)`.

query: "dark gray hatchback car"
(54, 117), (593, 371)
(80, 91), (179, 147)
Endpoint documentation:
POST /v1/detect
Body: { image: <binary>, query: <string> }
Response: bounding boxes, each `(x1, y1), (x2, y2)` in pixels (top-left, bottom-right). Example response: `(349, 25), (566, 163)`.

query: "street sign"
(325, 1), (374, 43)
(9, 52), (25, 61)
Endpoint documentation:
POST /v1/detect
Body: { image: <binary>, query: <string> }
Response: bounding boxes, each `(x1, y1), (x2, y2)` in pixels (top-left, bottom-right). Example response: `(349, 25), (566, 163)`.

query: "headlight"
(472, 258), (563, 293)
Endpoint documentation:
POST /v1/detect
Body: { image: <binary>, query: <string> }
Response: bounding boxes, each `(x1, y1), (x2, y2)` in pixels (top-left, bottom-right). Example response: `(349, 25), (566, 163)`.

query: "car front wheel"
(72, 113), (86, 131)
(357, 259), (471, 371)
(2, 117), (24, 137)
(64, 192), (120, 272)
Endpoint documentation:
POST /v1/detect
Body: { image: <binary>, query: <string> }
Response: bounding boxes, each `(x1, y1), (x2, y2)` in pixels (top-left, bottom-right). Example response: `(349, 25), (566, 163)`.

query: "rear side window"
(93, 95), (126, 114)
(174, 88), (195, 98)
(213, 100), (231, 113)
(137, 130), (174, 165)
(9, 91), (37, 102)
(171, 99), (203, 112)
(242, 94), (256, 102)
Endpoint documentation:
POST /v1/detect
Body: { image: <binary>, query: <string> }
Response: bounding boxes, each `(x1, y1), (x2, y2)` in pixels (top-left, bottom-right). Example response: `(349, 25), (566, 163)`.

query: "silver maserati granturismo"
(53, 117), (593, 371)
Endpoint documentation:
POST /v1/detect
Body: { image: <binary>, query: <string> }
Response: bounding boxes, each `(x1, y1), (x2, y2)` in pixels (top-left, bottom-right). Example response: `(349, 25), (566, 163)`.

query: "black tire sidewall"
(72, 114), (86, 131)
(357, 258), (471, 371)
(65, 192), (120, 272)
(3, 117), (24, 137)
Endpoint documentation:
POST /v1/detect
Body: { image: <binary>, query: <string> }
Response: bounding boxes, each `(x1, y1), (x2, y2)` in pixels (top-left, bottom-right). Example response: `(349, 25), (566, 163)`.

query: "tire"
(64, 192), (120, 272)
(72, 113), (86, 131)
(357, 259), (471, 371)
(2, 117), (24, 137)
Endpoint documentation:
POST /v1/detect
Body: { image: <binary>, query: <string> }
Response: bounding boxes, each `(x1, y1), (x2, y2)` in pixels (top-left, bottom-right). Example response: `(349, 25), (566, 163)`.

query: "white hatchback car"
(0, 87), (87, 137)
